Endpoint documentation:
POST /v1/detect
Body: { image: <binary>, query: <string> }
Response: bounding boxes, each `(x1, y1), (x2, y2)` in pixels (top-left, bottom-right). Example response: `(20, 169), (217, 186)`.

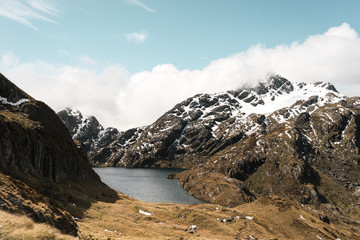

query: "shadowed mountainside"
(0, 73), (119, 236)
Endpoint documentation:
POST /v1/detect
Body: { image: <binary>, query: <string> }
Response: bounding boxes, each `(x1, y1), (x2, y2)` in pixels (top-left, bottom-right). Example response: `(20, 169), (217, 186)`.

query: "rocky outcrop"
(0, 83), (98, 182)
(0, 73), (106, 235)
(174, 166), (256, 207)
(57, 108), (120, 152)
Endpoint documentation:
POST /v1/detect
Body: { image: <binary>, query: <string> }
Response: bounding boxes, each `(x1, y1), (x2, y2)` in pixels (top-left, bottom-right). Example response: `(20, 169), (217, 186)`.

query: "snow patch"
(285, 131), (292, 139)
(0, 96), (29, 106)
(139, 209), (151, 216)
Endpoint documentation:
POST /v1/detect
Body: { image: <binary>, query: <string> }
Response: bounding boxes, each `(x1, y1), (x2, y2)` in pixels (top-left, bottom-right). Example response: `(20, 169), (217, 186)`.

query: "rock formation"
(57, 108), (120, 152)
(0, 73), (110, 235)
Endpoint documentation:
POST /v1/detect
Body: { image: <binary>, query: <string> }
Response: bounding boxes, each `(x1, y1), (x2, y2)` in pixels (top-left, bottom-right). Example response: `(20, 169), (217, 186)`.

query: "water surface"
(93, 167), (204, 204)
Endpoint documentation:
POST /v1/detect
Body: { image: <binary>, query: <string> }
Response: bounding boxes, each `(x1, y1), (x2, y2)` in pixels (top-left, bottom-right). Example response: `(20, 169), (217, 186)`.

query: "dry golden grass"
(76, 192), (360, 240)
(0, 110), (41, 129)
(0, 210), (76, 240)
(1, 183), (359, 240)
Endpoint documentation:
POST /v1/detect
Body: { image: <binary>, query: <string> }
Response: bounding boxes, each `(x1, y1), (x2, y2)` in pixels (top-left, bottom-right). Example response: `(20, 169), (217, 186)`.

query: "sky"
(1, 0), (360, 130)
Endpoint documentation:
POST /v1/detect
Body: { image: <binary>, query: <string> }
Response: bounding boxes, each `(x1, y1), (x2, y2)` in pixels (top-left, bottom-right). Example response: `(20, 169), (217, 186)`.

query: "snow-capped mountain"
(89, 74), (345, 168)
(57, 108), (120, 151)
(60, 74), (360, 213)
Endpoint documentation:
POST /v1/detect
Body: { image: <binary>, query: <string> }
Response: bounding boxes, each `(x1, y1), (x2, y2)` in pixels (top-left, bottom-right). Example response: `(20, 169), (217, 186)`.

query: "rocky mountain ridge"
(57, 108), (120, 152)
(87, 75), (344, 168)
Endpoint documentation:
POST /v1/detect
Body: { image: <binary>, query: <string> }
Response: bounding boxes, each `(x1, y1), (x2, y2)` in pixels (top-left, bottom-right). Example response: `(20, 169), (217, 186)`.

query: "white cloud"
(2, 23), (360, 130)
(1, 52), (19, 69)
(78, 55), (97, 66)
(1, 58), (129, 129)
(123, 0), (155, 12)
(0, 0), (59, 30)
(27, 0), (59, 15)
(125, 31), (148, 44)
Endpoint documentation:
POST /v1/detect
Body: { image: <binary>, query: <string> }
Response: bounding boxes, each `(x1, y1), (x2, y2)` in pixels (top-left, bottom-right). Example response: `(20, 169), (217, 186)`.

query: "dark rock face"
(0, 73), (102, 235)
(0, 100), (98, 182)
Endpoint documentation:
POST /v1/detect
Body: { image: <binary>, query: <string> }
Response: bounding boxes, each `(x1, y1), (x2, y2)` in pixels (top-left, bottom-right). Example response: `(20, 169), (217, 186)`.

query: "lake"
(93, 167), (204, 204)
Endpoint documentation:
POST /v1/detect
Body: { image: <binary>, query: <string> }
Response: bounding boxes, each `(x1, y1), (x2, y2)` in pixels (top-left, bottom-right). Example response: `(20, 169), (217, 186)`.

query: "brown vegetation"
(74, 192), (360, 240)
(0, 210), (76, 240)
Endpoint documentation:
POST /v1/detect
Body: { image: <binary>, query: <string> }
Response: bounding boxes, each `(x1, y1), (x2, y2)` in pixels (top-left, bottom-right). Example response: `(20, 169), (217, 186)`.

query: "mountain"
(89, 75), (344, 168)
(57, 108), (145, 167)
(0, 73), (116, 235)
(57, 108), (120, 152)
(85, 74), (360, 221)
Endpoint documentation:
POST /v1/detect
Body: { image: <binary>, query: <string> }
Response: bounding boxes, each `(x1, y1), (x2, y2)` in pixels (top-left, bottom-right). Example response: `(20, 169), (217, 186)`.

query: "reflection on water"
(93, 167), (204, 204)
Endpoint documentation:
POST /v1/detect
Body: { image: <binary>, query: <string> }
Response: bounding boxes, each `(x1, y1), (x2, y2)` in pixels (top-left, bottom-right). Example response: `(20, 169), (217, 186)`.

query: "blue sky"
(1, 0), (360, 73)
(1, 0), (360, 129)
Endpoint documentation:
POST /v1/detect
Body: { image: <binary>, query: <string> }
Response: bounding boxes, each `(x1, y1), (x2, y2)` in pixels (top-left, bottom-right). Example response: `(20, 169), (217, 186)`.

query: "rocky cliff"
(0, 73), (112, 235)
(57, 108), (145, 167)
(57, 108), (120, 152)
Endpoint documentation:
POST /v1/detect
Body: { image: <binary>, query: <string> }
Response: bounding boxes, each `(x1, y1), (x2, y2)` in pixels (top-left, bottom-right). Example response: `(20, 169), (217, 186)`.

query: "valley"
(0, 72), (360, 239)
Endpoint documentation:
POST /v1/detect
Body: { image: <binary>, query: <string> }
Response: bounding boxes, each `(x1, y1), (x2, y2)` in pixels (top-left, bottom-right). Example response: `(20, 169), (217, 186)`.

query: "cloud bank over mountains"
(2, 23), (360, 130)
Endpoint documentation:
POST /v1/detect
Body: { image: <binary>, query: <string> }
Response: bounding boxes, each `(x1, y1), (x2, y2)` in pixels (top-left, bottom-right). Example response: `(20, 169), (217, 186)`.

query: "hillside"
(0, 73), (118, 236)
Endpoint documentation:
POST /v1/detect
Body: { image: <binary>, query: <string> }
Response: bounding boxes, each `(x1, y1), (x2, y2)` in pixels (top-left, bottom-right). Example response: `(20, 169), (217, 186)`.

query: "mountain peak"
(57, 108), (120, 151)
(313, 81), (339, 93)
(255, 74), (294, 95)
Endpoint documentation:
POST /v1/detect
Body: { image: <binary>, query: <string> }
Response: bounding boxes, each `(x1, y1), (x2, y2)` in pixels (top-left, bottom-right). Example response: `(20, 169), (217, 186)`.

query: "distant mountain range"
(58, 74), (360, 219)
(59, 74), (344, 168)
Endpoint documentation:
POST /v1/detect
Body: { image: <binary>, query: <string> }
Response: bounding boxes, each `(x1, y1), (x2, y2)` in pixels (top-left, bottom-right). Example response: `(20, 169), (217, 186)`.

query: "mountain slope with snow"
(57, 108), (120, 152)
(90, 74), (344, 168)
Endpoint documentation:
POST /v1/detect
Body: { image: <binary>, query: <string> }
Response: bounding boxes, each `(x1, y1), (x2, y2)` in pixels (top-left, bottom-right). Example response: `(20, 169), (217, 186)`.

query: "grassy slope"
(0, 210), (76, 240)
(75, 192), (359, 240)
(1, 176), (359, 240)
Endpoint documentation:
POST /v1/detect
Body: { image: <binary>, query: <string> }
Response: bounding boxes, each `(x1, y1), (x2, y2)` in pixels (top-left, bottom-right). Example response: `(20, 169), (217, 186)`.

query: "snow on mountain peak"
(86, 74), (354, 170)
(58, 108), (120, 151)
(169, 75), (343, 124)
